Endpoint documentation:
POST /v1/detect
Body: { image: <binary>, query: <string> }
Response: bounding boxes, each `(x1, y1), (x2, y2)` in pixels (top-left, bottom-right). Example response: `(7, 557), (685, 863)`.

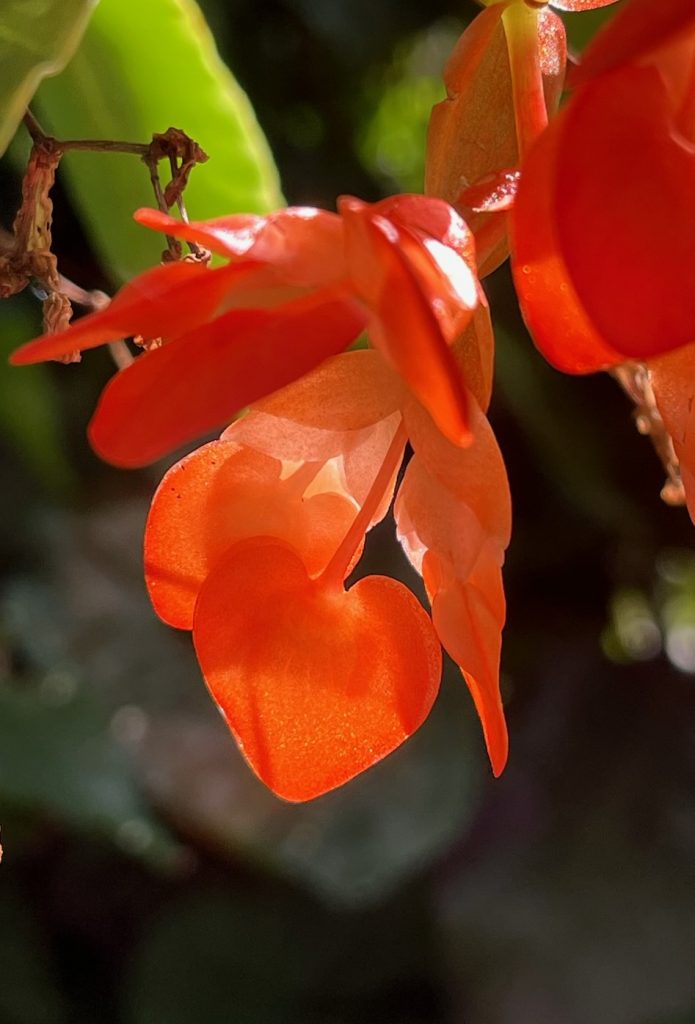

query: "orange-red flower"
(11, 194), (480, 466)
(144, 321), (511, 801)
(511, 0), (695, 372)
(10, 191), (511, 799)
(426, 0), (618, 275)
(505, 0), (695, 514)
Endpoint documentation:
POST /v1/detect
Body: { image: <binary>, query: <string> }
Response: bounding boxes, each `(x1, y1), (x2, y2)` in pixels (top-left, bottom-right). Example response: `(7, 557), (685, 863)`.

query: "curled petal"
(10, 261), (249, 365)
(372, 194), (477, 266)
(510, 103), (623, 373)
(193, 539), (442, 801)
(145, 440), (358, 629)
(88, 289), (367, 467)
(340, 197), (472, 446)
(554, 66), (695, 359)
(135, 206), (345, 289)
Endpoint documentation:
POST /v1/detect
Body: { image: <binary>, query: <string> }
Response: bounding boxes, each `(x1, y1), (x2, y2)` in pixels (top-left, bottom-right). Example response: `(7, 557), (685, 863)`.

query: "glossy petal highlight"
(340, 196), (472, 446)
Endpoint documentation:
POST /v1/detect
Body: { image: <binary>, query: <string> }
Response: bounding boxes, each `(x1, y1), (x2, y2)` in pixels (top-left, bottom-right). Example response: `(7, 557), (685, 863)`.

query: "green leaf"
(34, 0), (283, 283)
(0, 0), (97, 157)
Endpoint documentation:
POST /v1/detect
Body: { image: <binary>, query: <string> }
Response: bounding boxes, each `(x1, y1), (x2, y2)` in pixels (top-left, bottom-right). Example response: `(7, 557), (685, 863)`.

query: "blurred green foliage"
(0, 0), (97, 157)
(34, 0), (283, 282)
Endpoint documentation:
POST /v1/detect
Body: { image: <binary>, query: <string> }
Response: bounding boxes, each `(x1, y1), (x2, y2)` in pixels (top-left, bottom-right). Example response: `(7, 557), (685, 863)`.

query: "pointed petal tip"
(487, 717), (509, 778)
(490, 746), (508, 779)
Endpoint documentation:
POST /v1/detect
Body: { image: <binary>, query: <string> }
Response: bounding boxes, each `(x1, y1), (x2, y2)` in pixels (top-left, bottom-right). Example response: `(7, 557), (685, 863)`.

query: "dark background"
(1, 2), (695, 1022)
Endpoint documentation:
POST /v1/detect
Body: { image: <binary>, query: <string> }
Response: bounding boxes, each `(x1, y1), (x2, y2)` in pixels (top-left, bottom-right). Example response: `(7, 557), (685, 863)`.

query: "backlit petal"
(88, 289), (367, 467)
(10, 260), (248, 365)
(555, 66), (695, 359)
(425, 2), (516, 275)
(510, 106), (623, 373)
(228, 351), (406, 524)
(193, 539), (442, 801)
(135, 206), (345, 288)
(340, 197), (471, 446)
(145, 440), (357, 629)
(396, 395), (511, 775)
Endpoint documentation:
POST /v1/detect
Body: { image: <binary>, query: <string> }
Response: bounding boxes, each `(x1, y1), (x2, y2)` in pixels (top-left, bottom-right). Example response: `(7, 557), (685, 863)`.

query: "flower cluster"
(9, 0), (695, 800)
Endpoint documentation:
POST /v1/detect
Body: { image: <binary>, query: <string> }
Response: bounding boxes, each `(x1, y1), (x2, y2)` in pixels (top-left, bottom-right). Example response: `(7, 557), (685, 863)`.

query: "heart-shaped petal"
(145, 440), (358, 629)
(193, 539), (442, 801)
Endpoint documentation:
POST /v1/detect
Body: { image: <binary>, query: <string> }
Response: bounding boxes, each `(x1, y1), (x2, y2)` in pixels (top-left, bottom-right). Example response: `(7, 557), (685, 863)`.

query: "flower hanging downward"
(145, 338), (511, 800)
(11, 194), (480, 464)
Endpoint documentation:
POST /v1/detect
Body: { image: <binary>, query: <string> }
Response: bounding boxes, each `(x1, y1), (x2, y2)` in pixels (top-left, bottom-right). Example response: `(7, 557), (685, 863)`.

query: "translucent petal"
(425, 2), (516, 276)
(402, 395), (511, 545)
(10, 260), (249, 365)
(555, 66), (695, 359)
(340, 197), (471, 446)
(145, 440), (358, 629)
(227, 351), (405, 525)
(395, 395), (510, 775)
(135, 206), (345, 288)
(193, 539), (442, 801)
(88, 289), (367, 467)
(510, 104), (623, 373)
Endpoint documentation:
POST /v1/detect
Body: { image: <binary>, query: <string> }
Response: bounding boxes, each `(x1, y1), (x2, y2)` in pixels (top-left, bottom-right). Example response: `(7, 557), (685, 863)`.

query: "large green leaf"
(34, 0), (283, 282)
(0, 0), (97, 157)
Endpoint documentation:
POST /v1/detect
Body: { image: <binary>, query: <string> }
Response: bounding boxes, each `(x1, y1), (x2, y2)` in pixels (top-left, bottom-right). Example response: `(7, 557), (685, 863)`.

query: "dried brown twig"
(1, 110), (209, 367)
(611, 362), (685, 507)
